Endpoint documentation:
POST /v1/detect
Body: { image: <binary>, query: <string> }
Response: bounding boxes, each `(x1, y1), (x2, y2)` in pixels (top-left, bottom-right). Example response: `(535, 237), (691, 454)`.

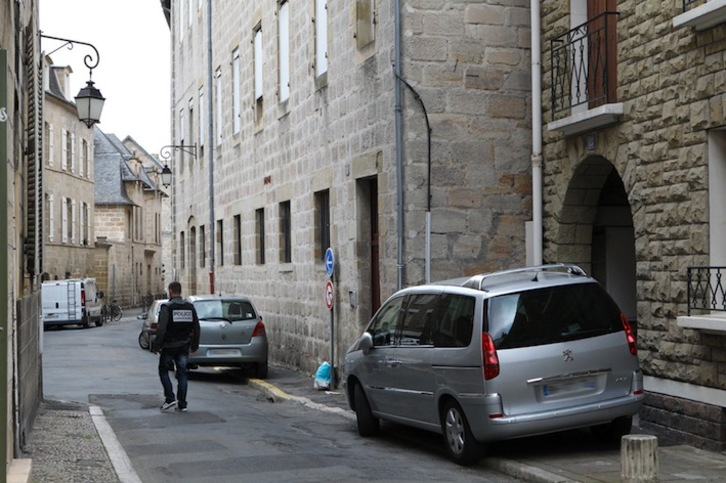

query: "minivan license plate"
(543, 377), (596, 397)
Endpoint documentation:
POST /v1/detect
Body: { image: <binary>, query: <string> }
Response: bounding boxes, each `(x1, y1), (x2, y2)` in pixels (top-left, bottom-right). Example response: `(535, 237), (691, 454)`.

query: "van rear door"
(42, 281), (82, 324)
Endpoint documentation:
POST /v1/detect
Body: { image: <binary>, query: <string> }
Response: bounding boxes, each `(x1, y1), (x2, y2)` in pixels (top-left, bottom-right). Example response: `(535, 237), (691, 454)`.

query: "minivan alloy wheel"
(442, 400), (482, 466)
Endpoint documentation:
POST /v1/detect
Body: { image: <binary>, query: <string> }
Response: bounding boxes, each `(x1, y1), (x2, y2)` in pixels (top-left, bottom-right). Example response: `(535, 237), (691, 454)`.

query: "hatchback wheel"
(138, 332), (150, 350)
(442, 400), (483, 466)
(95, 318), (104, 327)
(354, 383), (379, 437)
(254, 360), (268, 379)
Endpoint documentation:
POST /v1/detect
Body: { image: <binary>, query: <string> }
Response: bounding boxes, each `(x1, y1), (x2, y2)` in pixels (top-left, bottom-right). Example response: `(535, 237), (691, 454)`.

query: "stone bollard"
(621, 434), (658, 482)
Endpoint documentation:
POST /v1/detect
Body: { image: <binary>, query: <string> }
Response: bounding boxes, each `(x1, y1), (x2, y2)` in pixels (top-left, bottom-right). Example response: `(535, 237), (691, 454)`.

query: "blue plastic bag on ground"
(313, 361), (331, 390)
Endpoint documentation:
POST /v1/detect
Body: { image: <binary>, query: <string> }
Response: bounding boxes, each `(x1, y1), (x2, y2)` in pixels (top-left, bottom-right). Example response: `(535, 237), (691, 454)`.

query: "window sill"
(673, 0), (726, 31)
(547, 103), (624, 137)
(677, 314), (726, 335)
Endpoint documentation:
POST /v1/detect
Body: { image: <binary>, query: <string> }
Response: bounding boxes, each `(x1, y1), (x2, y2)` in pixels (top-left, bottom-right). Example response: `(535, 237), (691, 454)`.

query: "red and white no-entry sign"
(324, 280), (334, 310)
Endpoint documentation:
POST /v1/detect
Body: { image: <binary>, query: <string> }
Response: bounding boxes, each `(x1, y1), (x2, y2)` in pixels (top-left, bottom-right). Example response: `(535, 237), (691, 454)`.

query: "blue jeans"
(158, 345), (190, 408)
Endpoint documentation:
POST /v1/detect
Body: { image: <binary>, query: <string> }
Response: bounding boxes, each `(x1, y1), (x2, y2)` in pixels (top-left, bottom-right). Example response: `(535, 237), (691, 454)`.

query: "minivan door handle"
(385, 357), (400, 367)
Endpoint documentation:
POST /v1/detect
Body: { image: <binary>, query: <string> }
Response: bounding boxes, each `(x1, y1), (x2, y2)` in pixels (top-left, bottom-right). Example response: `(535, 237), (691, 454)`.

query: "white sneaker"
(160, 400), (177, 411)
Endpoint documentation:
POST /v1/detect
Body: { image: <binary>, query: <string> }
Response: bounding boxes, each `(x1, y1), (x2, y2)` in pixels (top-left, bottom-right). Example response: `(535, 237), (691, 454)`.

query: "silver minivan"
(342, 264), (643, 465)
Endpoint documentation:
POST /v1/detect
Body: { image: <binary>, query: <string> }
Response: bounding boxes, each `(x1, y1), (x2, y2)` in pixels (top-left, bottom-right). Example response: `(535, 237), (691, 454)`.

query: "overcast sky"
(39, 0), (171, 155)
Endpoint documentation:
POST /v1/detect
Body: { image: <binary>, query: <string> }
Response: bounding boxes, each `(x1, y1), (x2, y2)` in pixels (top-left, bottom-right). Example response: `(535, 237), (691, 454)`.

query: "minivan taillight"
(621, 312), (637, 356)
(252, 320), (266, 337)
(81, 288), (87, 307)
(482, 333), (500, 380)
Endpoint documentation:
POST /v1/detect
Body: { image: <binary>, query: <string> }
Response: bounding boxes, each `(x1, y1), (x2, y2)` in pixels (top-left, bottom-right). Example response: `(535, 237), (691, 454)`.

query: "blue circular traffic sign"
(325, 248), (334, 278)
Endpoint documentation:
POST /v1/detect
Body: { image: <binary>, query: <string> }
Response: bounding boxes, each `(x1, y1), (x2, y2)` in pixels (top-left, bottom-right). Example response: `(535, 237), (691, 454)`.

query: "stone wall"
(540, 1), (726, 447)
(170, 1), (531, 375)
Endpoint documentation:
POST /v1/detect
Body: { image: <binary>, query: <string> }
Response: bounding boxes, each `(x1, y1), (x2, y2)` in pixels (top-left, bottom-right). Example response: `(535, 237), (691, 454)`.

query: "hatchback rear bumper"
(188, 337), (268, 366)
(467, 393), (644, 442)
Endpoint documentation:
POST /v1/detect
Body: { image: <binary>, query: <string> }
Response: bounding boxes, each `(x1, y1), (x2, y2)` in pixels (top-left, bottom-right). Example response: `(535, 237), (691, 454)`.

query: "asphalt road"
(41, 313), (520, 482)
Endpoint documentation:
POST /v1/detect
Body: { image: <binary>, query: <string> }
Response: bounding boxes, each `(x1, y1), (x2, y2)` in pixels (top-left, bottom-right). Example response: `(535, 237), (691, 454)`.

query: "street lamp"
(160, 164), (173, 188)
(159, 143), (198, 186)
(40, 33), (106, 128)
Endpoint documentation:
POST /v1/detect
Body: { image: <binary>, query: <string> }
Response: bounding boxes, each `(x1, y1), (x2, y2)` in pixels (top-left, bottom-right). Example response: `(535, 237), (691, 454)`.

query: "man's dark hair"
(168, 281), (182, 296)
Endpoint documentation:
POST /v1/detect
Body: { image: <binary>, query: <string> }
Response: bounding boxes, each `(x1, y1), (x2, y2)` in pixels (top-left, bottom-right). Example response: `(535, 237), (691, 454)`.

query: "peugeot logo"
(562, 349), (574, 362)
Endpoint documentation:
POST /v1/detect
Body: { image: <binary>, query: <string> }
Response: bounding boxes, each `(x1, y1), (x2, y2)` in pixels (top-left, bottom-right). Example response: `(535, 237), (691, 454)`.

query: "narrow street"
(39, 311), (519, 482)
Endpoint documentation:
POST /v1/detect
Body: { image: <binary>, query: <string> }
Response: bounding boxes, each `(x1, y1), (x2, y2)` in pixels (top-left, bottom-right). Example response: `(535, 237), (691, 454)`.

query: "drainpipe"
(0, 48), (8, 474)
(207, 0), (216, 294)
(394, 0), (404, 290)
(531, 0), (543, 265)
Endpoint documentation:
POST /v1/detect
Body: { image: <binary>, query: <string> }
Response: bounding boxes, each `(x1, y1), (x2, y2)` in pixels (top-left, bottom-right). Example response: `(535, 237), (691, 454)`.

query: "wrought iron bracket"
(40, 32), (100, 78)
(160, 144), (198, 160)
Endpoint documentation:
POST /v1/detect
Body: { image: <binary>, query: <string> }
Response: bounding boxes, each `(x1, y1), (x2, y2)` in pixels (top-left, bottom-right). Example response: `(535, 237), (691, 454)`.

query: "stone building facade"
(164, 1), (533, 374)
(1, 0), (43, 477)
(540, 1), (726, 450)
(93, 130), (166, 307)
(42, 57), (97, 280)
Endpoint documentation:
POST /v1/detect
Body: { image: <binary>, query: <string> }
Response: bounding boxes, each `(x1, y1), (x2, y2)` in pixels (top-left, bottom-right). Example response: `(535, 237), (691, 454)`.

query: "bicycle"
(109, 300), (123, 321)
(102, 300), (123, 322)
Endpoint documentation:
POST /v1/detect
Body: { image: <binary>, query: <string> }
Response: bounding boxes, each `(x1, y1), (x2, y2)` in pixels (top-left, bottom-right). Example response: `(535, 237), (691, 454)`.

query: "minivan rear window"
(486, 283), (622, 349)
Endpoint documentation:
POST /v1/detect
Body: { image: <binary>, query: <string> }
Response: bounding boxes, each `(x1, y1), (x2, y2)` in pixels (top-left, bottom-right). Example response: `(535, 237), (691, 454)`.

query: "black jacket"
(152, 296), (200, 352)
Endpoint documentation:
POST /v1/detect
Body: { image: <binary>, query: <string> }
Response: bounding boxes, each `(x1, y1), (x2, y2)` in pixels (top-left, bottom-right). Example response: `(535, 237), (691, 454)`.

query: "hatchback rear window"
(486, 283), (622, 349)
(194, 300), (257, 321)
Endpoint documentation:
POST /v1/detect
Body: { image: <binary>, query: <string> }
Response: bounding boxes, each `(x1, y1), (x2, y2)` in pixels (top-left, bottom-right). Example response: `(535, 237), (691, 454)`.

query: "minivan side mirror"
(359, 332), (374, 355)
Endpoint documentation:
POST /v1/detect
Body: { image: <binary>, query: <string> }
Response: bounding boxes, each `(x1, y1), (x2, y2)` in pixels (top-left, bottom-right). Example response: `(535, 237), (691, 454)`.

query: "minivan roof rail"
(462, 263), (587, 291)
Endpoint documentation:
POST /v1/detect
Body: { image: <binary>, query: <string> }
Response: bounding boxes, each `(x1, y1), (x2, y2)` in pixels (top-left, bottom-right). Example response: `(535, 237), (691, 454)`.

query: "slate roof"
(93, 129), (137, 205)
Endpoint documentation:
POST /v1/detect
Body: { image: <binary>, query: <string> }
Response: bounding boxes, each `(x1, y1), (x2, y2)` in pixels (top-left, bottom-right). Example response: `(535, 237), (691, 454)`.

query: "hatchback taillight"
(482, 332), (500, 380)
(252, 320), (266, 337)
(150, 323), (158, 330)
(621, 312), (637, 356)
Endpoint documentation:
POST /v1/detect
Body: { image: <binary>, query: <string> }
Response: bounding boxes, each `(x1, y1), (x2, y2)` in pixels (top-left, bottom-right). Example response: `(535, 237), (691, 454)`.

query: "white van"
(41, 278), (104, 328)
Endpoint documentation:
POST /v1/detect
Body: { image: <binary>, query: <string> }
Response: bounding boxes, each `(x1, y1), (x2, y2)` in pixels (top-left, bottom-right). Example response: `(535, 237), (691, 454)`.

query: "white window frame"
(188, 97), (194, 146)
(315, 0), (328, 77)
(199, 86), (205, 145)
(70, 132), (76, 174)
(61, 129), (68, 171)
(254, 27), (263, 101)
(48, 194), (55, 242)
(279, 1), (290, 102)
(61, 197), (69, 244)
(48, 124), (54, 167)
(180, 0), (185, 37)
(179, 108), (185, 145)
(71, 199), (77, 244)
(79, 139), (86, 177)
(82, 202), (90, 245)
(216, 67), (223, 145)
(233, 48), (241, 134)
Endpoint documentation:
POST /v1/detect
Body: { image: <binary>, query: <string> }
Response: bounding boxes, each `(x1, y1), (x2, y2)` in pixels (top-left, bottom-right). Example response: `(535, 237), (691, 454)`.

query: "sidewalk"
(22, 363), (726, 482)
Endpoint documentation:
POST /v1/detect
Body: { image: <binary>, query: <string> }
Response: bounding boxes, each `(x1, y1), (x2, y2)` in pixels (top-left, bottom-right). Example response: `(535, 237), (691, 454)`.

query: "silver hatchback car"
(342, 264), (643, 465)
(187, 294), (269, 379)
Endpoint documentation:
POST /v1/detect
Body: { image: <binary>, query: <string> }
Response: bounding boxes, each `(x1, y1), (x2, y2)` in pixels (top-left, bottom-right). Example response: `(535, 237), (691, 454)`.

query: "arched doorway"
(556, 156), (637, 323)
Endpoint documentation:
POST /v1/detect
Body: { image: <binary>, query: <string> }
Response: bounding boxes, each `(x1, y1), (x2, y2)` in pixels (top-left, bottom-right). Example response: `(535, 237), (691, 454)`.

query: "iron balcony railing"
(682, 0), (707, 13)
(550, 11), (619, 120)
(686, 266), (726, 315)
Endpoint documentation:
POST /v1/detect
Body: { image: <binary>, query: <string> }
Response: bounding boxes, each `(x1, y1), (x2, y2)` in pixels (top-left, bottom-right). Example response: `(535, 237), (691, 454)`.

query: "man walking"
(152, 281), (200, 412)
